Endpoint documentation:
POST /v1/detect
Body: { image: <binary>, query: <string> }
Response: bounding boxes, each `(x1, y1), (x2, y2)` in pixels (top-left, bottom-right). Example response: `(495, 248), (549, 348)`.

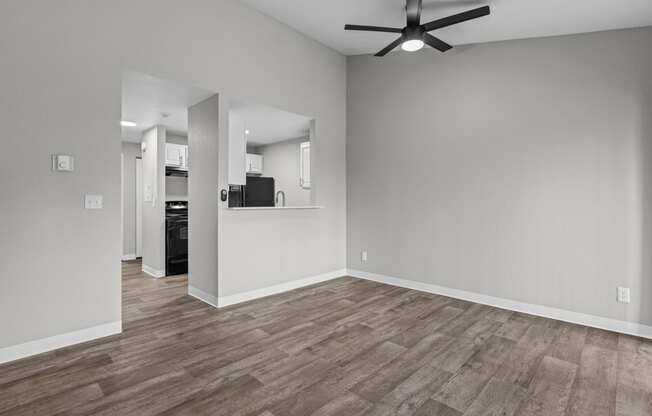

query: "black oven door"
(166, 215), (188, 276)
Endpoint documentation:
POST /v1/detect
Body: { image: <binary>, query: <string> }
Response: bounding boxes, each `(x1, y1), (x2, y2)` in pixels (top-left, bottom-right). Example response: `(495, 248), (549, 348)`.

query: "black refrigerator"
(244, 176), (275, 207)
(227, 176), (275, 207)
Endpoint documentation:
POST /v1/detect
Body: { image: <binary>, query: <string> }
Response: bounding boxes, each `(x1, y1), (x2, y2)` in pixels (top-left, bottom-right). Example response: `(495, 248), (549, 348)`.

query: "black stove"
(166, 201), (188, 276)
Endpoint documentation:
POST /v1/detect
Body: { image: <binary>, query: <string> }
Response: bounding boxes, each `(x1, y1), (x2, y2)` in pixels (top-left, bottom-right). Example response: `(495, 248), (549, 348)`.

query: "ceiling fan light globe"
(401, 39), (424, 52)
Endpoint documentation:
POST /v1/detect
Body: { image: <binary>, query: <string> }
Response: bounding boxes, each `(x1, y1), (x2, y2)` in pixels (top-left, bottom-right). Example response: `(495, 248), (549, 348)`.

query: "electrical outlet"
(361, 251), (368, 263)
(52, 154), (74, 172)
(617, 287), (631, 304)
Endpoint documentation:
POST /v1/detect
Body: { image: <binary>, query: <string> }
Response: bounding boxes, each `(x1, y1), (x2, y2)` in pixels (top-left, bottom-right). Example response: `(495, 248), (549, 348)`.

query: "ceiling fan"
(344, 0), (490, 56)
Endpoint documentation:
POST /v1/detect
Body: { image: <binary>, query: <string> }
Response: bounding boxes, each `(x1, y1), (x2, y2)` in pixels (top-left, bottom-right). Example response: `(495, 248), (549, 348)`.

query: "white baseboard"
(188, 285), (219, 308)
(347, 269), (652, 340)
(142, 264), (165, 278)
(121, 254), (137, 261)
(217, 269), (349, 308)
(0, 321), (122, 365)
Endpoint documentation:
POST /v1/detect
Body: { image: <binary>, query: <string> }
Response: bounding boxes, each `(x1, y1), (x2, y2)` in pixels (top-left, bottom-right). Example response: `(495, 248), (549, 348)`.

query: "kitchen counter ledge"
(225, 206), (323, 211)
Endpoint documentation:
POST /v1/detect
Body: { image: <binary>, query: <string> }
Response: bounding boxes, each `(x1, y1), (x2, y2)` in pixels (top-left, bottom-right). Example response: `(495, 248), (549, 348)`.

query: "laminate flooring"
(1, 260), (651, 415)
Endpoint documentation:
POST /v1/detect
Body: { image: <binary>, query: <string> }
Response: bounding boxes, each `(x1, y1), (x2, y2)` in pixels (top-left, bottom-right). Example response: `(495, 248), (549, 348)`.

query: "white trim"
(142, 264), (165, 278)
(121, 153), (124, 261)
(347, 269), (652, 340)
(188, 285), (219, 308)
(0, 321), (122, 365)
(226, 206), (323, 211)
(121, 254), (137, 261)
(136, 158), (143, 258)
(217, 269), (348, 307)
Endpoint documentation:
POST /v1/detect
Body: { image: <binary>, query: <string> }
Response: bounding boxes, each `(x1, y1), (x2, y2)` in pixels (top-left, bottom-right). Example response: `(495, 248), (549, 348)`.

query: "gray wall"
(347, 27), (652, 326)
(188, 95), (220, 299)
(121, 143), (141, 257)
(261, 138), (311, 206)
(141, 126), (166, 274)
(0, 0), (345, 349)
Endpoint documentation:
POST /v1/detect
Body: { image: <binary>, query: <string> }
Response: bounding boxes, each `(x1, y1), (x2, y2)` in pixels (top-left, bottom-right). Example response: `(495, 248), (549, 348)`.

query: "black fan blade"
(375, 37), (404, 57)
(344, 24), (403, 33)
(406, 0), (422, 26)
(423, 33), (452, 52)
(423, 5), (490, 32)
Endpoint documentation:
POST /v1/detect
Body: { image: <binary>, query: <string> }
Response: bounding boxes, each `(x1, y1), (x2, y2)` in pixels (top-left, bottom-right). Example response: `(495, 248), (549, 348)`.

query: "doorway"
(120, 69), (219, 322)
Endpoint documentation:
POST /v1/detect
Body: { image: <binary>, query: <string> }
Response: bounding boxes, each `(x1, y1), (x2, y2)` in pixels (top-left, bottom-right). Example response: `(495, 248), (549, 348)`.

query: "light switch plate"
(52, 154), (74, 172)
(144, 184), (153, 203)
(617, 286), (631, 304)
(84, 194), (103, 209)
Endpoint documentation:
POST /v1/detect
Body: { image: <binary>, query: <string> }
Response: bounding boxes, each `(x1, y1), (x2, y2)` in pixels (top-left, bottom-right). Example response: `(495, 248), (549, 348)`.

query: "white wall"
(0, 0), (345, 352)
(260, 138), (311, 206)
(165, 177), (188, 202)
(347, 27), (652, 326)
(141, 126), (166, 275)
(121, 143), (141, 257)
(167, 134), (188, 146)
(228, 112), (247, 186)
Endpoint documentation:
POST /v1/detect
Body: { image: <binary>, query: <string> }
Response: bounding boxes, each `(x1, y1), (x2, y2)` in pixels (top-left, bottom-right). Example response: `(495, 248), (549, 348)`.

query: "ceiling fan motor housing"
(403, 25), (425, 42)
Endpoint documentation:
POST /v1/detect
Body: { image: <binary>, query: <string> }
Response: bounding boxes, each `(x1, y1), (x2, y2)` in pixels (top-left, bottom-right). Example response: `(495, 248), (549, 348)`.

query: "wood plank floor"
(1, 260), (652, 415)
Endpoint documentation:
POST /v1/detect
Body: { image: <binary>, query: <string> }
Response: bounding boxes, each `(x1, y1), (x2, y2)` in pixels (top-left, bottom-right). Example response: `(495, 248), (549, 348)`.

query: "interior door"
(136, 157), (143, 258)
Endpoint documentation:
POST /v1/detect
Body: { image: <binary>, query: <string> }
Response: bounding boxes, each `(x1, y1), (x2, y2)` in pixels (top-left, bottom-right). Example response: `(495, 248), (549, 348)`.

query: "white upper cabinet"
(246, 153), (263, 175)
(300, 142), (311, 189)
(165, 143), (188, 169)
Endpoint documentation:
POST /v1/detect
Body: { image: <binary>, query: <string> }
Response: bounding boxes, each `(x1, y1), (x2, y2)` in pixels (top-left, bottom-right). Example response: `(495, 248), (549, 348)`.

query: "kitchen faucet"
(275, 190), (286, 207)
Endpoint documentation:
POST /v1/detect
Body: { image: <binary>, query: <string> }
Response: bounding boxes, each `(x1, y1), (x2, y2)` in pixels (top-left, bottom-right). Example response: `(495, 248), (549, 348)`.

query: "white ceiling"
(240, 0), (652, 55)
(230, 100), (312, 146)
(121, 71), (215, 142)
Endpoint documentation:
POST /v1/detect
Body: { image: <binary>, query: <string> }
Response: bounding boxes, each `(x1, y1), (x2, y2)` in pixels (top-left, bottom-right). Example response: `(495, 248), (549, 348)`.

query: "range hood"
(166, 166), (188, 178)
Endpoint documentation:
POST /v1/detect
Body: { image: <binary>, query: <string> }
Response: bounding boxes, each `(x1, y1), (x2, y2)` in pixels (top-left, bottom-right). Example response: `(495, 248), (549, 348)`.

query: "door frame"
(135, 156), (143, 258)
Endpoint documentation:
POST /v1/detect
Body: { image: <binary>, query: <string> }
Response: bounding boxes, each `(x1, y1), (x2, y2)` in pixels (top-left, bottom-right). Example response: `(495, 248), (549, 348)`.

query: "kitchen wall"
(347, 27), (652, 326)
(260, 138), (311, 206)
(167, 134), (188, 146)
(141, 126), (166, 276)
(166, 134), (188, 201)
(219, 98), (346, 299)
(0, 0), (345, 356)
(121, 142), (141, 258)
(165, 177), (187, 202)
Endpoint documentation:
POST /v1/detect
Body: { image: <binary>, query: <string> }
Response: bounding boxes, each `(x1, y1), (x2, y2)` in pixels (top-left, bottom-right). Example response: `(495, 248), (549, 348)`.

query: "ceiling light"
(401, 39), (424, 52)
(120, 120), (137, 127)
(245, 129), (250, 135)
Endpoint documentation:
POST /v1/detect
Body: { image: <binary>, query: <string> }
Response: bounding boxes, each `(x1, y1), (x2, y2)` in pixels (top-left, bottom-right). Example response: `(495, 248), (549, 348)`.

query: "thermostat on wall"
(52, 154), (75, 172)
